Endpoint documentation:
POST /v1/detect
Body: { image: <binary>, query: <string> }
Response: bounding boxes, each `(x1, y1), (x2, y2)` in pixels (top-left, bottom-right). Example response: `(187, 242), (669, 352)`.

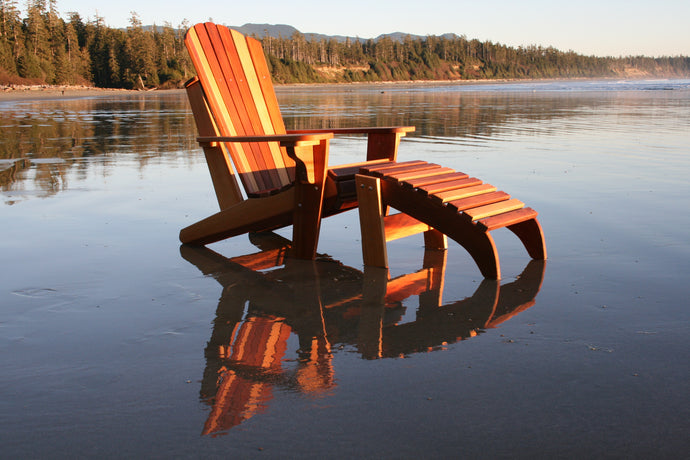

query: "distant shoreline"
(0, 80), (533, 102)
(2, 76), (687, 102)
(0, 85), (143, 102)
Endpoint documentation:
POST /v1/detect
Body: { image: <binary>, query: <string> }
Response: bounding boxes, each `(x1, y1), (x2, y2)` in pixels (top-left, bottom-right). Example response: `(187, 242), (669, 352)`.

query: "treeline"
(263, 34), (690, 82)
(1, 1), (689, 88)
(265, 33), (690, 83)
(0, 1), (192, 88)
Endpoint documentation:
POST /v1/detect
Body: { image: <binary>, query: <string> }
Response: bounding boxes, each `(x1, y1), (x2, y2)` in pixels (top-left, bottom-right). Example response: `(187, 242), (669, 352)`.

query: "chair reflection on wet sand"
(181, 233), (546, 436)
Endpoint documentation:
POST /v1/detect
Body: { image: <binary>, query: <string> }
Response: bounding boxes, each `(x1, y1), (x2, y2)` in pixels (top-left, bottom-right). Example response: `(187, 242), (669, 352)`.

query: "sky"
(48, 0), (689, 57)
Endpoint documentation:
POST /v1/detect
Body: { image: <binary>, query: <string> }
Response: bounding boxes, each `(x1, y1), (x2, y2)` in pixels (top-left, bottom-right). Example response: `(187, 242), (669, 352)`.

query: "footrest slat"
(388, 166), (455, 182)
(361, 160), (429, 176)
(419, 177), (483, 196)
(464, 198), (524, 221)
(403, 171), (469, 188)
(373, 163), (440, 178)
(476, 207), (538, 232)
(447, 191), (511, 212)
(432, 183), (496, 203)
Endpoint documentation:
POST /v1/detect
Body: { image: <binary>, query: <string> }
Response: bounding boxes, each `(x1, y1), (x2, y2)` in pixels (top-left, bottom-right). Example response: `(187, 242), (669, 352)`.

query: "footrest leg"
(356, 175), (388, 268)
(423, 229), (447, 251)
(508, 218), (547, 260)
(454, 229), (501, 280)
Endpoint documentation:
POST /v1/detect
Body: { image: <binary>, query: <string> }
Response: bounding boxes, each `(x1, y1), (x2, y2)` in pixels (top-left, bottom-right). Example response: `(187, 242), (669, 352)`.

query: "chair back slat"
(246, 36), (287, 135)
(185, 22), (295, 196)
(227, 28), (293, 186)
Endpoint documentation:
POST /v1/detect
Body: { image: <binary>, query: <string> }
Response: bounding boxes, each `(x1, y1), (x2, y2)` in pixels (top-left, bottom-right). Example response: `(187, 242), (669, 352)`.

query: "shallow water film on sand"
(1, 80), (689, 457)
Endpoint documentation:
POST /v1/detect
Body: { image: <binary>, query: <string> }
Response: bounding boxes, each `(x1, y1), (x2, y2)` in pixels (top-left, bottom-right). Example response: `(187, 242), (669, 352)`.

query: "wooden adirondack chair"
(180, 22), (414, 258)
(181, 22), (546, 279)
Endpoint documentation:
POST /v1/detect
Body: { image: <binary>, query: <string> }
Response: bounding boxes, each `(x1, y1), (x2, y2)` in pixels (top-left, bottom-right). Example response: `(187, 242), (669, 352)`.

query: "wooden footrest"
(359, 160), (537, 233)
(356, 160), (546, 279)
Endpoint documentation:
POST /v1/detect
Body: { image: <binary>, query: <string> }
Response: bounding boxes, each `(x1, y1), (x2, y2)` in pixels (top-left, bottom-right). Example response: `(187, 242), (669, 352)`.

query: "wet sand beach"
(1, 79), (689, 457)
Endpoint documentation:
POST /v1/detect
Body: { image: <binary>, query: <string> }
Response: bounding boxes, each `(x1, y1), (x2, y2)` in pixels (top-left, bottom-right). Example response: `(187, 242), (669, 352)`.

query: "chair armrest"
(289, 126), (415, 162)
(197, 132), (334, 148)
(197, 133), (332, 185)
(284, 138), (330, 186)
(287, 126), (415, 135)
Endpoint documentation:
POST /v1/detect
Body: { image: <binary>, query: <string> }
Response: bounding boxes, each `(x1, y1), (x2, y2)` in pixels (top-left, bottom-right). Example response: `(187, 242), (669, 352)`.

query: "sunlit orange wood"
(432, 183), (496, 203)
(446, 191), (510, 212)
(356, 161), (547, 279)
(289, 139), (329, 259)
(383, 213), (430, 242)
(507, 217), (547, 260)
(387, 166), (456, 183)
(185, 25), (260, 194)
(403, 171), (469, 188)
(186, 78), (243, 209)
(289, 126), (414, 162)
(356, 175), (388, 268)
(423, 229), (448, 251)
(182, 23), (415, 253)
(180, 188), (296, 245)
(477, 207), (538, 231)
(379, 163), (444, 180)
(182, 23), (545, 275)
(417, 176), (482, 196)
(361, 160), (429, 176)
(463, 198), (525, 221)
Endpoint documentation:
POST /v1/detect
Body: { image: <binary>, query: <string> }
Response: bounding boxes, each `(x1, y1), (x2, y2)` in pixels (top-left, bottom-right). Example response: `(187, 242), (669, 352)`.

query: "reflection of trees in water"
(2, 87), (674, 199)
(0, 94), (198, 199)
(279, 88), (647, 140)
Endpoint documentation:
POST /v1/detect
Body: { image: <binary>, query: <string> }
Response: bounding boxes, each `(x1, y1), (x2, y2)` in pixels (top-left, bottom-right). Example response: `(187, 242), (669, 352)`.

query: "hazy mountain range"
(232, 23), (460, 43)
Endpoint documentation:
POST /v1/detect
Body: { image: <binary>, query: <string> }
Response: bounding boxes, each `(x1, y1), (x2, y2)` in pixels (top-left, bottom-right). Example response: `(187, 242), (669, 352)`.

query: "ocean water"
(1, 79), (689, 457)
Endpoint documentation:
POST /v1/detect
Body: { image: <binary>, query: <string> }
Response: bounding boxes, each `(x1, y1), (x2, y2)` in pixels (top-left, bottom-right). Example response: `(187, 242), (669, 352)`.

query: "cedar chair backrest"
(185, 22), (296, 196)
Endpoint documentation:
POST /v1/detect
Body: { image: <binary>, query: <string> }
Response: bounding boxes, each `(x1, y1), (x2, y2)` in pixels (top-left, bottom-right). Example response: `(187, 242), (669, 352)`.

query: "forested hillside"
(1, 1), (688, 89)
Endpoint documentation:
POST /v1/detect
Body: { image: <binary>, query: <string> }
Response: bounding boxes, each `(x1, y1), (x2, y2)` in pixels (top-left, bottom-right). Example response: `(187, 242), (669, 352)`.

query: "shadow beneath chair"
(180, 233), (546, 436)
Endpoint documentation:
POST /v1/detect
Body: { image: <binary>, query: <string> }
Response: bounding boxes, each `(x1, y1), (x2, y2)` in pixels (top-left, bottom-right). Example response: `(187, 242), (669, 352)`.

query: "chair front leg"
(287, 140), (330, 259)
(292, 180), (326, 259)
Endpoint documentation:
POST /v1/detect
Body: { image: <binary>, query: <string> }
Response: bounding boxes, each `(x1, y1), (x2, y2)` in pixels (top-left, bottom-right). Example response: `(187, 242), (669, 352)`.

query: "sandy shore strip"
(2, 77), (657, 102)
(0, 79), (572, 102)
(0, 85), (160, 102)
